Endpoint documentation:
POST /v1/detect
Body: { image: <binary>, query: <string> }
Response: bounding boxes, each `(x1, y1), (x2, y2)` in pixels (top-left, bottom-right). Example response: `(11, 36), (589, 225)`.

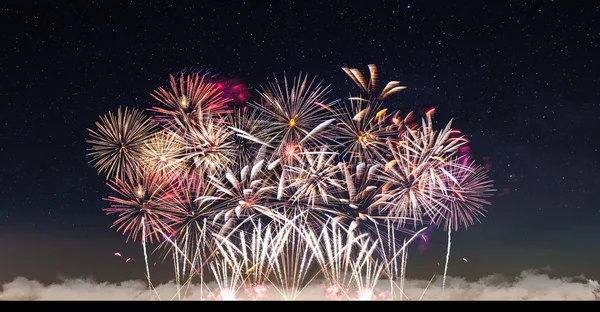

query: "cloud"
(1, 268), (599, 300)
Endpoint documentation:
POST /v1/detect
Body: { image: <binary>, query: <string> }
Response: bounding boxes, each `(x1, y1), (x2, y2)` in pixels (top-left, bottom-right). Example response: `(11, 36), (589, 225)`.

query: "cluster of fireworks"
(86, 64), (495, 300)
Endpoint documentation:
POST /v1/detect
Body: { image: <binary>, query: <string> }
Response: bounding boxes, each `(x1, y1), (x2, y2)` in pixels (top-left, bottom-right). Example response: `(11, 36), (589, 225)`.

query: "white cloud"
(1, 268), (599, 300)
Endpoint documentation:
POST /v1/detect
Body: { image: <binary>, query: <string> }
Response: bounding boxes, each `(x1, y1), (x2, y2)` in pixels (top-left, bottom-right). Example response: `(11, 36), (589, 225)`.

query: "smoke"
(1, 268), (599, 300)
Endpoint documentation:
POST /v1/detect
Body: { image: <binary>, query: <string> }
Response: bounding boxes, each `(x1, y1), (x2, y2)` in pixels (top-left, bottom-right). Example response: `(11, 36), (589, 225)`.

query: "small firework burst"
(182, 114), (235, 177)
(87, 106), (156, 180)
(431, 158), (496, 231)
(227, 107), (271, 165)
(342, 64), (407, 100)
(334, 98), (397, 163)
(149, 72), (231, 128)
(140, 130), (186, 174)
(286, 146), (339, 208)
(209, 158), (277, 232)
(103, 167), (183, 243)
(253, 74), (337, 155)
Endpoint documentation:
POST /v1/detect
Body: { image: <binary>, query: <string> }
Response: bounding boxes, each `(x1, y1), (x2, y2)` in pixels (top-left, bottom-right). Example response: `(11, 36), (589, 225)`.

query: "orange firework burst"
(373, 113), (468, 228)
(87, 106), (157, 180)
(342, 64), (407, 100)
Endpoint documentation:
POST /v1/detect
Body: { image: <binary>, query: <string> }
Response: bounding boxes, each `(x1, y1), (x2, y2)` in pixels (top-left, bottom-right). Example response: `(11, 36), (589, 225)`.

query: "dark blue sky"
(0, 0), (598, 284)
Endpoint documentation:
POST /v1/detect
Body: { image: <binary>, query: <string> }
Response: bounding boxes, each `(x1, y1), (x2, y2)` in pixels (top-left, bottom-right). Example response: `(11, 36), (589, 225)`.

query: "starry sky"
(0, 0), (599, 285)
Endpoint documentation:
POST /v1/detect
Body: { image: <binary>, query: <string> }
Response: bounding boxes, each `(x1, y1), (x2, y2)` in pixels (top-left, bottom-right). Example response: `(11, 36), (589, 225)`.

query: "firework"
(149, 72), (231, 128)
(87, 64), (495, 301)
(227, 107), (271, 165)
(333, 98), (397, 163)
(103, 166), (183, 291)
(341, 64), (406, 100)
(266, 214), (318, 300)
(87, 106), (156, 180)
(102, 167), (183, 243)
(349, 238), (385, 300)
(373, 112), (468, 228)
(181, 114), (235, 177)
(209, 232), (249, 300)
(238, 220), (280, 287)
(428, 158), (495, 297)
(306, 218), (370, 298)
(140, 130), (186, 175)
(159, 175), (219, 264)
(252, 74), (337, 156)
(209, 157), (277, 233)
(329, 161), (404, 236)
(287, 146), (339, 208)
(431, 158), (496, 231)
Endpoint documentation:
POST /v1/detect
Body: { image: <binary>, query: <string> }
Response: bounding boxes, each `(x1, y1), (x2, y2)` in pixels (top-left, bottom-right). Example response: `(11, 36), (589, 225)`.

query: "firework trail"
(141, 217), (152, 291)
(399, 238), (408, 300)
(238, 220), (277, 293)
(442, 218), (451, 298)
(350, 238), (385, 300)
(267, 213), (318, 300)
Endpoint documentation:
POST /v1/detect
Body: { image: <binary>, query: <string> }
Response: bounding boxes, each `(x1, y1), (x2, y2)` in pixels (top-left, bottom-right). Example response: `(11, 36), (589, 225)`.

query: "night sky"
(0, 0), (599, 285)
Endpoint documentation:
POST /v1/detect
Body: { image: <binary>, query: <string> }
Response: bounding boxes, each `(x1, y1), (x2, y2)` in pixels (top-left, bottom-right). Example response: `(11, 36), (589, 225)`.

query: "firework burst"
(103, 167), (183, 243)
(253, 74), (337, 155)
(287, 146), (339, 208)
(140, 130), (186, 175)
(181, 114), (235, 177)
(431, 158), (496, 231)
(333, 98), (397, 163)
(149, 72), (231, 129)
(87, 106), (156, 180)
(342, 64), (407, 100)
(227, 107), (271, 165)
